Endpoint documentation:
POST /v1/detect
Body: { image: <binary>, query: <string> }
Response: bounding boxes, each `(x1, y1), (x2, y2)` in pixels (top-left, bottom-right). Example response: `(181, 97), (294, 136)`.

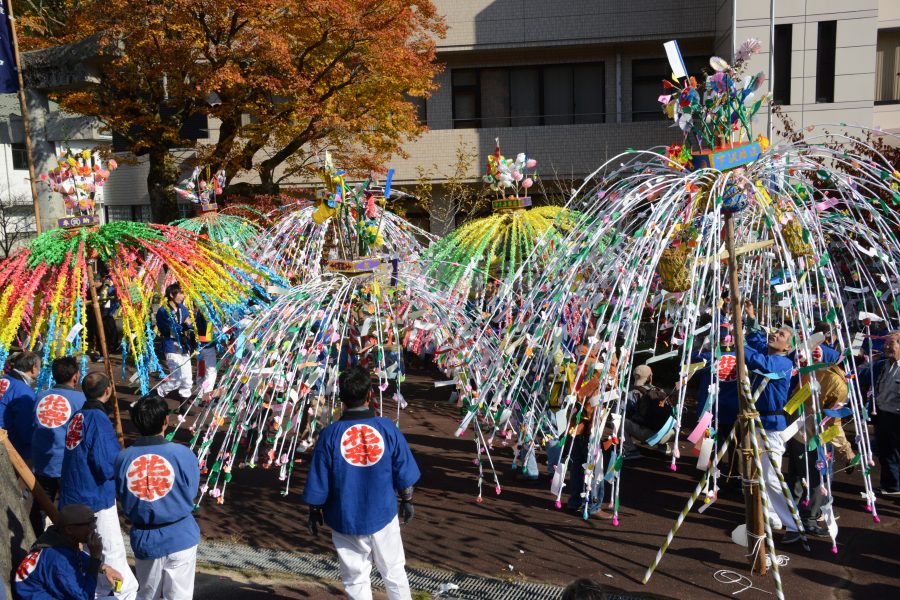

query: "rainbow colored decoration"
(0, 222), (273, 392)
(171, 211), (264, 255)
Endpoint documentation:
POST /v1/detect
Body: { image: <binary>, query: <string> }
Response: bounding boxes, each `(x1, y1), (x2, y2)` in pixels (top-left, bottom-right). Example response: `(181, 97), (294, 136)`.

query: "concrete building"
(3, 0), (899, 235)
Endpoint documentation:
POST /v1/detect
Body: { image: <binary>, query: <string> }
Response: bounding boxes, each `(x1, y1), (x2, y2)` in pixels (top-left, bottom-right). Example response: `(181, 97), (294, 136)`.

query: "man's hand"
(399, 499), (414, 525)
(742, 300), (756, 320)
(307, 506), (324, 536)
(86, 531), (103, 560)
(100, 564), (124, 589)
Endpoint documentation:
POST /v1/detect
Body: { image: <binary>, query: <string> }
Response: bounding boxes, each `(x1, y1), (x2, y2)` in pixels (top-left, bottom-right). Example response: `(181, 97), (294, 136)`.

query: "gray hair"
(12, 352), (41, 373)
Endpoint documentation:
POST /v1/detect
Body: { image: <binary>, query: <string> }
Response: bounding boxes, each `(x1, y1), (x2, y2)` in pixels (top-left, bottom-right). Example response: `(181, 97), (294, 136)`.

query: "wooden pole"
(86, 259), (125, 447)
(7, 0), (43, 235)
(0, 428), (59, 525)
(724, 210), (768, 575)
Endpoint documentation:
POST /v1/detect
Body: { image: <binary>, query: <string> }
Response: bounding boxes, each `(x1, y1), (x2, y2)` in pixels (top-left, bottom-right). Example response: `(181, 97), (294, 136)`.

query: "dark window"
(452, 69), (480, 129)
(876, 28), (900, 105)
(816, 21), (837, 103)
(773, 24), (793, 105)
(631, 56), (707, 121)
(105, 205), (133, 222)
(451, 63), (605, 128)
(11, 143), (28, 170)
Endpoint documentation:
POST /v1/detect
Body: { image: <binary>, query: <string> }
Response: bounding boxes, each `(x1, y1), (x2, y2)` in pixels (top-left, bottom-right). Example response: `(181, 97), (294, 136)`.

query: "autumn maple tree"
(19, 0), (445, 223)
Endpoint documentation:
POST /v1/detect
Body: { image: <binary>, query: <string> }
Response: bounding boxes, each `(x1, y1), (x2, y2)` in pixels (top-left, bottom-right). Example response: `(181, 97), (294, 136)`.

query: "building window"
(876, 28), (900, 105)
(177, 203), (196, 219)
(631, 57), (707, 121)
(773, 24), (793, 105)
(816, 21), (837, 104)
(105, 205), (133, 222)
(11, 143), (28, 171)
(451, 63), (605, 128)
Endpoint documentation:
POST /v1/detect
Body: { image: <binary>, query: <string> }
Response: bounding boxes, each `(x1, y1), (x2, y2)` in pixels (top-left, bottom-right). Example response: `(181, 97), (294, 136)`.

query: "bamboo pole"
(7, 0), (43, 234)
(86, 259), (125, 447)
(724, 210), (767, 574)
(0, 428), (59, 525)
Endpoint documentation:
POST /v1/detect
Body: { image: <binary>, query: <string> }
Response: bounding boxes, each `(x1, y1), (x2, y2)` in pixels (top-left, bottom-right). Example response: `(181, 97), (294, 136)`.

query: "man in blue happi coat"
(15, 504), (123, 600)
(0, 351), (41, 460)
(303, 364), (420, 600)
(116, 396), (200, 600)
(60, 372), (138, 599)
(30, 356), (85, 536)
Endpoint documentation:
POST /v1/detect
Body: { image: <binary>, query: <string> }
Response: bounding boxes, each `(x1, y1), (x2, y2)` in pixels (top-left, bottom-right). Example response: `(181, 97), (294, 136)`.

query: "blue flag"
(0, 1), (19, 93)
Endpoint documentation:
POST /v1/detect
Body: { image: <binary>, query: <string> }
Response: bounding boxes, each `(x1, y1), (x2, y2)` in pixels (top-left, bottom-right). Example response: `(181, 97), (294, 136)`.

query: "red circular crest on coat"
(340, 424), (385, 467)
(36, 394), (71, 429)
(65, 413), (84, 450)
(0, 378), (10, 397)
(15, 550), (41, 582)
(717, 355), (738, 382)
(126, 454), (175, 501)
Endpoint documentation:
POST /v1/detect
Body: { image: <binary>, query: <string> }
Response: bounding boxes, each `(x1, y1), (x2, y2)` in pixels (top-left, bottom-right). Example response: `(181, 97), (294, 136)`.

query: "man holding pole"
(742, 301), (800, 541)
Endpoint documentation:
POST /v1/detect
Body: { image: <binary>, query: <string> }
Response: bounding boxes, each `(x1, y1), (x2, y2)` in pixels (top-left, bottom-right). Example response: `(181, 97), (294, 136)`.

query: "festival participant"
(303, 365), (420, 600)
(193, 310), (217, 404)
(0, 351), (41, 460)
(564, 343), (613, 519)
(59, 372), (139, 599)
(873, 332), (900, 497)
(561, 578), (605, 600)
(116, 396), (200, 600)
(155, 283), (196, 402)
(30, 356), (85, 535)
(622, 365), (673, 460)
(15, 503), (123, 600)
(692, 332), (740, 479)
(742, 301), (801, 543)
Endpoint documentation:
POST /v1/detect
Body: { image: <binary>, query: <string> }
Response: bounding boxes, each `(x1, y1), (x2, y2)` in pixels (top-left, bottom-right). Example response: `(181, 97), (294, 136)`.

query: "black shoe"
(782, 530), (802, 545)
(881, 489), (900, 498)
(803, 524), (831, 538)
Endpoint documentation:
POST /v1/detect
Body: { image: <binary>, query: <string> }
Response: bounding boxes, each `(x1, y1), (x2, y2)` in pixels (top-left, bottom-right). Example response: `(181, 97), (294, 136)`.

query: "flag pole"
(6, 0), (43, 235)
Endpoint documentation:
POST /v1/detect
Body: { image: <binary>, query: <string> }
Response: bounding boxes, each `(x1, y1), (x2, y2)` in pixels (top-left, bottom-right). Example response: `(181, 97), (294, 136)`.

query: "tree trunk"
(147, 148), (180, 224)
(257, 164), (279, 196)
(0, 443), (35, 599)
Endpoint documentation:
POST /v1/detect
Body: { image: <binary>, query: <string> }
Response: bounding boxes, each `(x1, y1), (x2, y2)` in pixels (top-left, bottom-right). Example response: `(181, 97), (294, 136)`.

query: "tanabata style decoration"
(41, 148), (117, 226)
(424, 142), (580, 314)
(179, 259), (493, 504)
(454, 41), (900, 597)
(174, 167), (226, 209)
(250, 154), (431, 283)
(0, 222), (274, 393)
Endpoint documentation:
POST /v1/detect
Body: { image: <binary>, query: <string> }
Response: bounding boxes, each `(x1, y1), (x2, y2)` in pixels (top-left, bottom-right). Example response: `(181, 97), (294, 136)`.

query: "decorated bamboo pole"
(643, 425), (739, 584)
(724, 210), (768, 574)
(748, 418), (786, 600)
(0, 429), (60, 525)
(86, 259), (124, 447)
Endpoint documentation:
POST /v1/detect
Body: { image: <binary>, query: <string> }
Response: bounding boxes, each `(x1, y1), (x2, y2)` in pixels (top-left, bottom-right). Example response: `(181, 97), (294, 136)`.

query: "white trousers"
(158, 353), (193, 399)
(197, 347), (217, 396)
(95, 504), (139, 600)
(332, 516), (412, 600)
(134, 545), (197, 600)
(759, 431), (797, 532)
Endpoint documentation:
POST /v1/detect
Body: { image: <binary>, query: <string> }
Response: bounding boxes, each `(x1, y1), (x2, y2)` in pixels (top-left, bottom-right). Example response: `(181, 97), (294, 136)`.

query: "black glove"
(399, 499), (414, 525)
(307, 506), (324, 536)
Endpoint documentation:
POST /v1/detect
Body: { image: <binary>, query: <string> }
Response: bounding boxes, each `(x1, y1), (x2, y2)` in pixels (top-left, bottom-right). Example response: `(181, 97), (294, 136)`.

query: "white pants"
(759, 431), (797, 532)
(197, 347), (217, 396)
(95, 504), (139, 600)
(332, 516), (412, 600)
(158, 353), (193, 399)
(134, 545), (197, 600)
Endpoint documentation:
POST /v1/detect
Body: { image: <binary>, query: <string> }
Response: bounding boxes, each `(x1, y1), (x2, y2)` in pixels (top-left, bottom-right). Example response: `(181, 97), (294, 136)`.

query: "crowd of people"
(2, 281), (899, 599)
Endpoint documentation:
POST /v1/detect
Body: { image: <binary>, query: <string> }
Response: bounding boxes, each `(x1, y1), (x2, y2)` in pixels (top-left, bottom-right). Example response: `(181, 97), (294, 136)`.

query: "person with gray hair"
(0, 351), (41, 460)
(742, 301), (803, 544)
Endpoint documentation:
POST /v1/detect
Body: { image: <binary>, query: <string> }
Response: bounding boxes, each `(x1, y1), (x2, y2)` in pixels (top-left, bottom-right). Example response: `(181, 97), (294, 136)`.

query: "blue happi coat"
(115, 436), (200, 560)
(0, 372), (37, 460)
(59, 399), (120, 512)
(14, 528), (99, 600)
(31, 386), (86, 478)
(303, 408), (420, 536)
(745, 323), (794, 432)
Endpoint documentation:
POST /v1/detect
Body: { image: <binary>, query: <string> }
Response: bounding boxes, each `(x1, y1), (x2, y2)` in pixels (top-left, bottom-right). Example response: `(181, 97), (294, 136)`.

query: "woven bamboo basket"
(782, 218), (811, 258)
(657, 243), (692, 292)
